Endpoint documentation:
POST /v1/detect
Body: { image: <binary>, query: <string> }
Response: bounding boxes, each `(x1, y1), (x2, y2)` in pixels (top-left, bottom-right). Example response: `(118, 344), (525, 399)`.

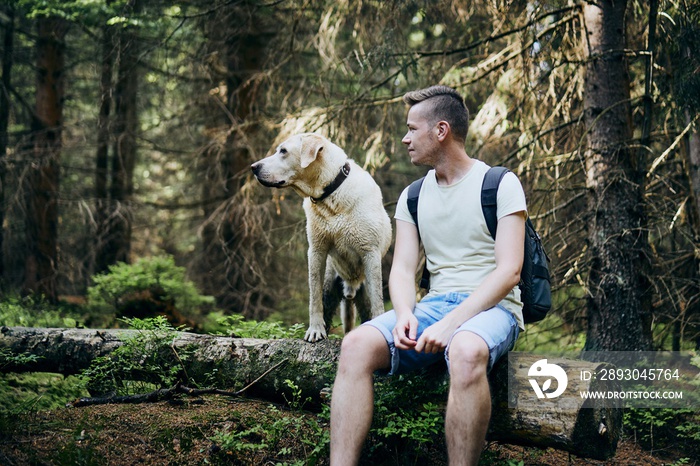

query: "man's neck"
(434, 152), (475, 186)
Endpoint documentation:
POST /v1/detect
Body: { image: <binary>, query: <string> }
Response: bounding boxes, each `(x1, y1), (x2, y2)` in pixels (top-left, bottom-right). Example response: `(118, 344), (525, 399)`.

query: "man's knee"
(338, 325), (390, 373)
(448, 331), (489, 386)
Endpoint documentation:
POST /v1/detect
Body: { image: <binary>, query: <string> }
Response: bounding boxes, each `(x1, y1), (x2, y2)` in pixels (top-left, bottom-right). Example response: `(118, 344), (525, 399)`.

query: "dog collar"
(310, 161), (351, 204)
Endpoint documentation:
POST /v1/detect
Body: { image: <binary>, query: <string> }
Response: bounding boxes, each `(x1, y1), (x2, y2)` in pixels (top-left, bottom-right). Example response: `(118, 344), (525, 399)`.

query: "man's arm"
(388, 219), (422, 349)
(415, 211), (526, 354)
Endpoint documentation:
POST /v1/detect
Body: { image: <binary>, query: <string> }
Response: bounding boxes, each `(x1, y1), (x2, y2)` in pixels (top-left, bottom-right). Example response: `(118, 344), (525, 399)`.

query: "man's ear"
(436, 121), (450, 141)
(301, 139), (324, 168)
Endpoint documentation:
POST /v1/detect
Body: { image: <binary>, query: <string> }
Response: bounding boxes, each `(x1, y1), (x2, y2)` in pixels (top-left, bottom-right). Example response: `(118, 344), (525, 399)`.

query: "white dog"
(251, 133), (392, 342)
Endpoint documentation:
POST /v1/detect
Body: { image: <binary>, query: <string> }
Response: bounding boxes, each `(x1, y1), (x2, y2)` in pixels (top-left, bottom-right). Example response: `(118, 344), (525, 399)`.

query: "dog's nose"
(251, 162), (261, 175)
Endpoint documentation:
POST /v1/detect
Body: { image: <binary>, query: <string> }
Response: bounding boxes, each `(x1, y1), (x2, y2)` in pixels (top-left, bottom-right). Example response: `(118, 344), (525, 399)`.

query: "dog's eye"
(279, 148), (287, 155)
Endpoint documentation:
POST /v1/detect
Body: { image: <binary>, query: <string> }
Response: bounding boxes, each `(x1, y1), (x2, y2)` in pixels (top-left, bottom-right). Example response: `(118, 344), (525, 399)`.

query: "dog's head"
(251, 133), (327, 188)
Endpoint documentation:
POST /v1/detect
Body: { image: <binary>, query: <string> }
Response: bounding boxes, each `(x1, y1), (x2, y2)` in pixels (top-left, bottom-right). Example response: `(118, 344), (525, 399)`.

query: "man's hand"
(392, 313), (418, 350)
(415, 315), (459, 354)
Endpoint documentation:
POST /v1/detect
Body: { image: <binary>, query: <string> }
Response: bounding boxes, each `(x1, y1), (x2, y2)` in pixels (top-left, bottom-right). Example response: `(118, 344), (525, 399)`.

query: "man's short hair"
(403, 85), (469, 143)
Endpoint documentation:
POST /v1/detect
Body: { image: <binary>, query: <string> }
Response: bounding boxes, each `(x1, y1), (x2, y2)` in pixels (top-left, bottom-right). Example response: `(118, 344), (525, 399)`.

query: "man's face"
(402, 101), (438, 166)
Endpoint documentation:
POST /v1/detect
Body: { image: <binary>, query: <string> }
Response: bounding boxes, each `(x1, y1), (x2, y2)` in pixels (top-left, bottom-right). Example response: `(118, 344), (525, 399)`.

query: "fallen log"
(0, 326), (338, 408)
(489, 353), (621, 459)
(0, 326), (621, 459)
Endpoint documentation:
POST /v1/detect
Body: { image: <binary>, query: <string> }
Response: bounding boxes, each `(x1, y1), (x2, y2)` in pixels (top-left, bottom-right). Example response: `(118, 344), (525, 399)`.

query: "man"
(329, 85), (527, 465)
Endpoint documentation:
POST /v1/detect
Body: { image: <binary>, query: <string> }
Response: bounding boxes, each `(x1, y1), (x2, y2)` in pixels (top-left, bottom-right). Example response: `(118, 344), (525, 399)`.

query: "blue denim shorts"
(363, 292), (519, 376)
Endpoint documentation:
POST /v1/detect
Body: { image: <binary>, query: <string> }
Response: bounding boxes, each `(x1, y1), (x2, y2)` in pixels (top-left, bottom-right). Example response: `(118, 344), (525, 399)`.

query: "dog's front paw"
(304, 324), (328, 343)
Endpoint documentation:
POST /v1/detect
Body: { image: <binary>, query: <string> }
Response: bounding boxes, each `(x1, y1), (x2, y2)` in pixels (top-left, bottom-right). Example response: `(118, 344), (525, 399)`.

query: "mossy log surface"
(1, 326), (620, 459)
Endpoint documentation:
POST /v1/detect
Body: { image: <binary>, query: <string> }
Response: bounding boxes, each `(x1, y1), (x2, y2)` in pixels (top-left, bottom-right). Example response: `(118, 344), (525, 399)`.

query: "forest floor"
(0, 394), (687, 466)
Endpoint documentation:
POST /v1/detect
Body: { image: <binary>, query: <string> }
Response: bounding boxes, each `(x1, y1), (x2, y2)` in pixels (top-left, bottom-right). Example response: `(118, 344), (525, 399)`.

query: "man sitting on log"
(329, 85), (527, 465)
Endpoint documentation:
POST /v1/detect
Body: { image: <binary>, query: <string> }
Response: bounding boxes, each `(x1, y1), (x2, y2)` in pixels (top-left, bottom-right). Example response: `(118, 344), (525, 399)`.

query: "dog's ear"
(300, 139), (324, 168)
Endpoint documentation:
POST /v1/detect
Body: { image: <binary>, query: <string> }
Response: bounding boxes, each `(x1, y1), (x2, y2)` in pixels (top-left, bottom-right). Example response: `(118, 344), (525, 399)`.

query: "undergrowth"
(213, 313), (308, 340)
(4, 289), (700, 464)
(87, 256), (215, 315)
(0, 294), (84, 328)
(80, 316), (188, 396)
(622, 353), (700, 461)
(209, 404), (331, 465)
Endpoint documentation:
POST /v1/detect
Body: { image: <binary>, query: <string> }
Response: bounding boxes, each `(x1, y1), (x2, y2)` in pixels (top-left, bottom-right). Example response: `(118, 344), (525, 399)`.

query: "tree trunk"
(0, 4), (14, 282)
(678, 13), (700, 349)
(197, 4), (272, 318)
(24, 17), (68, 301)
(0, 326), (621, 460)
(102, 0), (140, 267)
(218, 31), (267, 318)
(582, 0), (653, 351)
(94, 14), (115, 275)
(688, 119), (700, 222)
(640, 0), (658, 151)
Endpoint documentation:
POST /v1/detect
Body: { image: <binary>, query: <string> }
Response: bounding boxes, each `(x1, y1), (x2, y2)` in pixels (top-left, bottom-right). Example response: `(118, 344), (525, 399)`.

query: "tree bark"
(0, 4), (14, 281)
(196, 3), (273, 318)
(687, 118), (700, 223)
(582, 0), (653, 351)
(94, 11), (116, 275)
(640, 0), (658, 151)
(0, 326), (621, 460)
(24, 17), (69, 301)
(101, 0), (140, 267)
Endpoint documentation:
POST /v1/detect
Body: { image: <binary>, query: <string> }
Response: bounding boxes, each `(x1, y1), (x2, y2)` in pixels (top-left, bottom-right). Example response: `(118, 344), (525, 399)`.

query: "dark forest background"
(1, 0), (700, 353)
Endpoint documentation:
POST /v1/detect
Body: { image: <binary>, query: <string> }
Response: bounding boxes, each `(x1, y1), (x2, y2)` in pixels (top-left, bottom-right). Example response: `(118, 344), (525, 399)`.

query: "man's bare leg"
(444, 331), (491, 466)
(330, 326), (390, 466)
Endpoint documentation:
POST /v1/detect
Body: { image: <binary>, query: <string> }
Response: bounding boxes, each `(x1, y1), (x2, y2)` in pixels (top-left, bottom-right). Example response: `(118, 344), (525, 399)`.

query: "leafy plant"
(208, 403), (331, 465)
(213, 314), (307, 339)
(296, 404), (331, 466)
(0, 294), (83, 328)
(210, 425), (270, 453)
(623, 353), (700, 459)
(79, 316), (187, 396)
(624, 408), (683, 449)
(87, 255), (214, 319)
(367, 368), (450, 463)
(0, 347), (41, 370)
(375, 402), (443, 444)
(669, 458), (691, 466)
(282, 379), (312, 411)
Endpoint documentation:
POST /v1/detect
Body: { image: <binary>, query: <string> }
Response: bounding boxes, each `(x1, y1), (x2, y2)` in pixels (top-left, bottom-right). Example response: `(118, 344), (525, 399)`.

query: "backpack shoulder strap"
(406, 176), (429, 289)
(481, 167), (510, 240)
(407, 176), (425, 234)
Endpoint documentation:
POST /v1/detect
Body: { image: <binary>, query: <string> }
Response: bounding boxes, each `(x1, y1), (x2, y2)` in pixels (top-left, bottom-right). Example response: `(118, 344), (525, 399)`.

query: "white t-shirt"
(395, 160), (528, 329)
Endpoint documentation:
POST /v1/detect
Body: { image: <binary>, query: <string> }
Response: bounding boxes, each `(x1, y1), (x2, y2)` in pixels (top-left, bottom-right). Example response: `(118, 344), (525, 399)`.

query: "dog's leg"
(323, 274), (343, 333)
(340, 297), (356, 334)
(363, 251), (386, 318)
(354, 284), (373, 323)
(305, 245), (329, 342)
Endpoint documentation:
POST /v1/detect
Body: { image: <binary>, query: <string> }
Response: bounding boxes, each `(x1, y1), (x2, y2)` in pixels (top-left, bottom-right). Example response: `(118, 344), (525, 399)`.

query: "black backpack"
(406, 166), (552, 323)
